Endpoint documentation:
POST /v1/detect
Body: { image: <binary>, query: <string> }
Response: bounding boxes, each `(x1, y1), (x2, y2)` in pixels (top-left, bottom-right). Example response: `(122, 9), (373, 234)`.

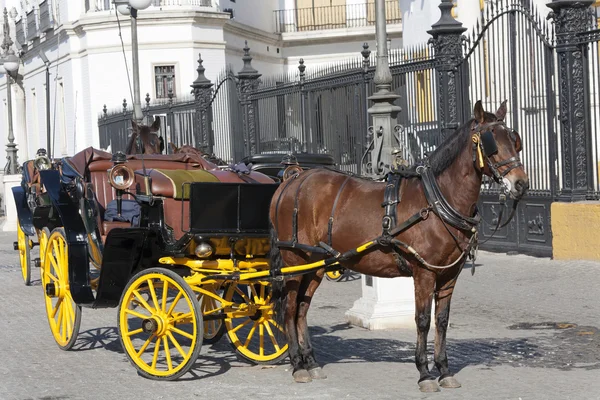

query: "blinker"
(480, 130), (498, 156)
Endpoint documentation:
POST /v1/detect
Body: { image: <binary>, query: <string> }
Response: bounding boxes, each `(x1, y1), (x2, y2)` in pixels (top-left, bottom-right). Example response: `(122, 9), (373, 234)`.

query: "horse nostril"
(514, 179), (529, 194)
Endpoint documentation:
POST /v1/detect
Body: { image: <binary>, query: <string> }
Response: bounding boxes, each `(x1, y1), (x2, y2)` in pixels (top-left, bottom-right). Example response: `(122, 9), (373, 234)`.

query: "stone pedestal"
(346, 275), (416, 331)
(2, 174), (21, 232)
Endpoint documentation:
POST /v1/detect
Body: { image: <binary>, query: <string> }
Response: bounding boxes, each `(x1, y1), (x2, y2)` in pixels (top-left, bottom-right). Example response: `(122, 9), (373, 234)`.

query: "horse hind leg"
(296, 271), (327, 380)
(282, 277), (313, 383)
(434, 279), (461, 389)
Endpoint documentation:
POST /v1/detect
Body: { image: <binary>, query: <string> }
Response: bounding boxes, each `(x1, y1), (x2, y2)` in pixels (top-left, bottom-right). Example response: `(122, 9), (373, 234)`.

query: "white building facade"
(0, 0), (404, 167)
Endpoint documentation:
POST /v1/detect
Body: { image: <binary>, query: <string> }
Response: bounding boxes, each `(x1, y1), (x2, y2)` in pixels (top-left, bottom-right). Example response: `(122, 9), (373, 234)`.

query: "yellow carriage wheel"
(17, 222), (33, 286)
(223, 283), (288, 365)
(325, 269), (344, 282)
(198, 285), (226, 344)
(42, 228), (82, 350)
(38, 227), (51, 266)
(118, 268), (203, 381)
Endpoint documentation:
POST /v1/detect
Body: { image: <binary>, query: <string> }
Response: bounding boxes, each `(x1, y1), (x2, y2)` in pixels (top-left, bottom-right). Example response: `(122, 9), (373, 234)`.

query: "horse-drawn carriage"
(12, 144), (294, 379)
(13, 101), (528, 390)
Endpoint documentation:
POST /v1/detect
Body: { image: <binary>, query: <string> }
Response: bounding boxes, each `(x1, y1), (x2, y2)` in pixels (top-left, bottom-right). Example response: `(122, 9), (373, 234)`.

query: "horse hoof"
(439, 376), (461, 389)
(308, 367), (327, 379)
(293, 369), (313, 383)
(418, 380), (440, 393)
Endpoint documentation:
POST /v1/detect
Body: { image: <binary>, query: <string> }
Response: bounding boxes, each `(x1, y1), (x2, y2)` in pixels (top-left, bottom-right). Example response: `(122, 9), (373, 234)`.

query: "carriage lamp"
(108, 152), (134, 216)
(34, 148), (52, 171)
(114, 0), (152, 15)
(194, 242), (214, 258)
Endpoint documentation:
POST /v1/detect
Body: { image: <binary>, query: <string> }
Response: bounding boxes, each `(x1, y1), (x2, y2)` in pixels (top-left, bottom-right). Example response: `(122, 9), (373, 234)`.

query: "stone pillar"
(346, 275), (416, 330)
(547, 0), (595, 201)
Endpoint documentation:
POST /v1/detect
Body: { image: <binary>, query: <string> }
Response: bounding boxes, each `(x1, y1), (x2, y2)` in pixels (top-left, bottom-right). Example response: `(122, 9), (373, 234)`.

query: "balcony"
(84, 0), (212, 12)
(39, 0), (55, 33)
(274, 1), (401, 33)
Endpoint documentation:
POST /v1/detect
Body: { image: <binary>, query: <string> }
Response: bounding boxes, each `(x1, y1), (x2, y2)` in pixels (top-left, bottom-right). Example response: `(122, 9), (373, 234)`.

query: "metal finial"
(145, 93), (150, 107)
(298, 58), (306, 75)
(238, 40), (260, 77)
(103, 104), (107, 115)
(122, 98), (127, 113)
(191, 53), (212, 89)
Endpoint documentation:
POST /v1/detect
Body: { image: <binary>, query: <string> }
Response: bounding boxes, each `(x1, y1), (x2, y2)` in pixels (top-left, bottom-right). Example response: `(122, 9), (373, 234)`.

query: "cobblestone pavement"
(1, 230), (600, 400)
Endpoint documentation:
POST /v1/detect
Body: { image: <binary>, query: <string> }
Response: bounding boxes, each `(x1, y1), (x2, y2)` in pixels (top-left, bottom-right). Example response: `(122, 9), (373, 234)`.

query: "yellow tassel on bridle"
(472, 134), (485, 169)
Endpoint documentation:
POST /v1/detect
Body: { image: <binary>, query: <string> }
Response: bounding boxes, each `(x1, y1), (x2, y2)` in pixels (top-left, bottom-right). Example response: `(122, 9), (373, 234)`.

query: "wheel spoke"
(51, 297), (63, 319)
(170, 312), (193, 324)
(259, 323), (264, 356)
(229, 318), (252, 334)
(264, 320), (281, 351)
(171, 326), (194, 340)
(125, 308), (151, 320)
(166, 331), (187, 358)
(244, 321), (259, 347)
(126, 328), (144, 337)
(234, 287), (251, 303)
(136, 334), (156, 357)
(163, 336), (173, 371)
(161, 281), (169, 312)
(151, 337), (161, 369)
(133, 290), (156, 314)
(147, 279), (160, 311)
(166, 292), (183, 317)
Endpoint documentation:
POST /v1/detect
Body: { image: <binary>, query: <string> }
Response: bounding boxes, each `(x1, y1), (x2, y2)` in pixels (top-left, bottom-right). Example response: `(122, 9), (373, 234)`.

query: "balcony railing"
(85, 0), (212, 12)
(274, 1), (401, 33)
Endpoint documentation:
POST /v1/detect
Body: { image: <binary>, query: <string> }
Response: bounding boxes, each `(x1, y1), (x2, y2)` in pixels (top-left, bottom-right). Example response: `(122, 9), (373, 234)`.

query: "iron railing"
(274, 1), (401, 33)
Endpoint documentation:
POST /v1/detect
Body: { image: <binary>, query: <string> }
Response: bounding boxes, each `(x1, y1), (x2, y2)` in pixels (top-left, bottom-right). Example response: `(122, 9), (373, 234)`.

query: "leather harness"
(273, 120), (521, 273)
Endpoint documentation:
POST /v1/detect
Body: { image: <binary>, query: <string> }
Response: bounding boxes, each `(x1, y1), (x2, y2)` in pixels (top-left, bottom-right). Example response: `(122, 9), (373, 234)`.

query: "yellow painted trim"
(551, 202), (600, 260)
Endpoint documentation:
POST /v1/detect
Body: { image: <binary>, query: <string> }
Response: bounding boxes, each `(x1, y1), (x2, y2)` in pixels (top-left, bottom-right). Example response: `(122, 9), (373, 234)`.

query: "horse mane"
(427, 113), (493, 176)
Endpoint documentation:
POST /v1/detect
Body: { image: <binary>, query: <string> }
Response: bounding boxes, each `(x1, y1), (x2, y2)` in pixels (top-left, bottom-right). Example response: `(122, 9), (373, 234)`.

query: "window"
(154, 65), (176, 99)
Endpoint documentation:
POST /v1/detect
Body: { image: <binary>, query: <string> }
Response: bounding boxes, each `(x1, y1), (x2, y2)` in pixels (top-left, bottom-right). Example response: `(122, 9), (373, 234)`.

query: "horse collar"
(417, 165), (480, 232)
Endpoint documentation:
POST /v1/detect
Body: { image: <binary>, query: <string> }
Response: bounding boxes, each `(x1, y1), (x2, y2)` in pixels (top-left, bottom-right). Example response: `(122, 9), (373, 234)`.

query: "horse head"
(472, 100), (529, 200)
(126, 116), (164, 155)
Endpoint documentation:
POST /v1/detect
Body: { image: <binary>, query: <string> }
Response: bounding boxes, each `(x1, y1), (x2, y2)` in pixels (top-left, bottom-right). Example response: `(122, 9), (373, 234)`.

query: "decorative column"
(2, 7), (19, 175)
(130, 7), (144, 123)
(191, 54), (214, 154)
(427, 0), (467, 143)
(346, 0), (415, 331)
(236, 41), (261, 156)
(547, 0), (594, 201)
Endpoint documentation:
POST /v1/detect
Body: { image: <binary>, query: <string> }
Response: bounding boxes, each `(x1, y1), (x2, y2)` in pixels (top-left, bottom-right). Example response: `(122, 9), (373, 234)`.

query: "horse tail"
(268, 221), (286, 336)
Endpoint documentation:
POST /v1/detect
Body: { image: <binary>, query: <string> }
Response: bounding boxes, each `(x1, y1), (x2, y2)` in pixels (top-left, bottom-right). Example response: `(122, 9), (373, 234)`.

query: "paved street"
(1, 229), (600, 400)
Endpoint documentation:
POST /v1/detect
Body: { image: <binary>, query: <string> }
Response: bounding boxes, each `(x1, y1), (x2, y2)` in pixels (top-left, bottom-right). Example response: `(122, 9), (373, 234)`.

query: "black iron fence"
(99, 0), (600, 257)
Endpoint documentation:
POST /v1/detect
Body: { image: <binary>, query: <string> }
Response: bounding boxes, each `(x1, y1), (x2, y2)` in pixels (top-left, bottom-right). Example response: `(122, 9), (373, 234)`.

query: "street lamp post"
(114, 0), (152, 124)
(1, 7), (21, 175)
(39, 50), (51, 158)
(365, 0), (401, 179)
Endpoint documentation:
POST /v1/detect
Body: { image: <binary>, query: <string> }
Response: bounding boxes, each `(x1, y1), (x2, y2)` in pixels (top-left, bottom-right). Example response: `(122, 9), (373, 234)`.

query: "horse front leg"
(414, 272), (439, 392)
(296, 272), (327, 380)
(434, 278), (461, 389)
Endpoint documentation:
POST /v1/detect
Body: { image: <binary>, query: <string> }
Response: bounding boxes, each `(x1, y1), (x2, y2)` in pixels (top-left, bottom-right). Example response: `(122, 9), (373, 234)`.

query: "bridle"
(471, 120), (523, 196)
(469, 119), (524, 252)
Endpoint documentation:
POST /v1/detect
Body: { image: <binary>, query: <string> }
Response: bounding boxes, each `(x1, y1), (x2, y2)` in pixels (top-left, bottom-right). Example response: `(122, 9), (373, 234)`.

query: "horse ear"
(169, 142), (178, 152)
(495, 100), (507, 121)
(159, 136), (164, 153)
(474, 100), (485, 123)
(151, 116), (161, 131)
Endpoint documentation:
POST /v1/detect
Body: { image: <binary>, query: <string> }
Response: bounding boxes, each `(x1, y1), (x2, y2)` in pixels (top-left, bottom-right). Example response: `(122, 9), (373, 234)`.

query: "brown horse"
(268, 101), (529, 392)
(125, 116), (164, 155)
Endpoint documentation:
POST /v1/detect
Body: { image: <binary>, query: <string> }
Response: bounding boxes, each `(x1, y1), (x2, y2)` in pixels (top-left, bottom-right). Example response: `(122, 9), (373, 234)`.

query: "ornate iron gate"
(457, 1), (558, 257)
